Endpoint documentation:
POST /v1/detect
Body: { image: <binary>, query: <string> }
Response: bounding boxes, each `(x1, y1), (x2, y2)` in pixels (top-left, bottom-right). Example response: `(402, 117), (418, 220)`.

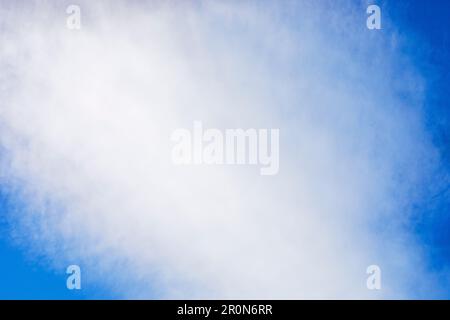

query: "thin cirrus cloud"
(0, 0), (447, 298)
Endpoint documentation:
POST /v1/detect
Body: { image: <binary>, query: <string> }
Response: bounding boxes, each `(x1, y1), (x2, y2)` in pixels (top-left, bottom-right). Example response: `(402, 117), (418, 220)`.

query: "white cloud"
(0, 0), (443, 298)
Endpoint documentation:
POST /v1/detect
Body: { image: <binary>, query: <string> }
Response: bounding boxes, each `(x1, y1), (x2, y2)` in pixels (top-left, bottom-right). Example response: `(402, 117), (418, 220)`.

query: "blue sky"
(0, 191), (90, 299)
(388, 0), (450, 272)
(0, 0), (449, 299)
(0, 200), (74, 298)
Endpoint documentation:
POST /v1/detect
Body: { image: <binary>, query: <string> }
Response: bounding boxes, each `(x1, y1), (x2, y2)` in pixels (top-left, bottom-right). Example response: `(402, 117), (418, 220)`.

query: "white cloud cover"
(0, 0), (445, 298)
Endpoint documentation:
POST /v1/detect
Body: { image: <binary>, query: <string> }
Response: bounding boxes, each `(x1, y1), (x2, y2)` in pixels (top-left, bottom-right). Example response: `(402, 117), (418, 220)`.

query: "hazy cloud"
(0, 0), (444, 298)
